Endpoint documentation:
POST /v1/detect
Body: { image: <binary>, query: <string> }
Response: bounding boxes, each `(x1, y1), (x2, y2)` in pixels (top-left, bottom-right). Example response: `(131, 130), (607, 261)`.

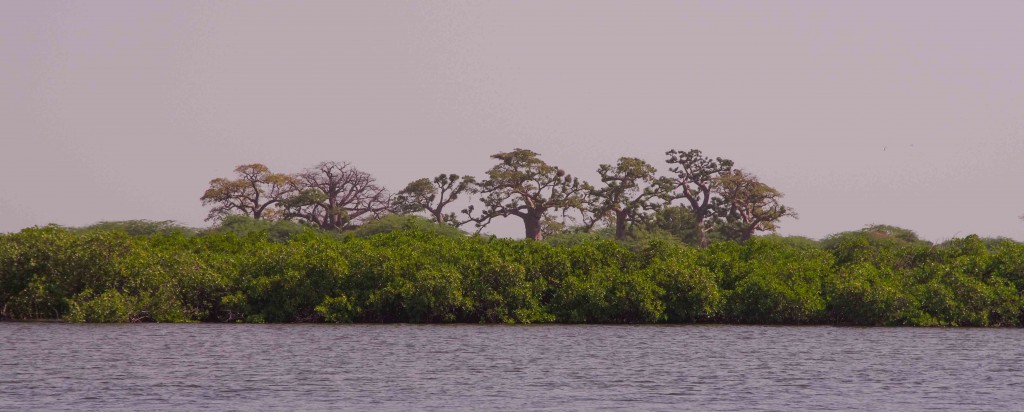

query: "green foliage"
(826, 263), (918, 326)
(352, 215), (465, 239)
(76, 220), (198, 237)
(315, 295), (356, 323)
(223, 234), (349, 322)
(642, 245), (722, 322)
(201, 163), (298, 221)
(542, 231), (613, 248)
(468, 148), (590, 240)
(1, 225), (1022, 326)
(0, 226), (219, 322)
(643, 206), (702, 246)
(990, 241), (1024, 293)
(822, 226), (931, 270)
(206, 215), (313, 243)
(551, 266), (665, 323)
(394, 174), (478, 226)
(722, 237), (831, 324)
(458, 239), (553, 323)
(66, 289), (142, 323)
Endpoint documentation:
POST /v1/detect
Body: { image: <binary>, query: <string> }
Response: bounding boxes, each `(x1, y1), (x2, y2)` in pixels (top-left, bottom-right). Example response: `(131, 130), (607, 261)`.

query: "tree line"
(1, 222), (1021, 326)
(201, 148), (794, 246)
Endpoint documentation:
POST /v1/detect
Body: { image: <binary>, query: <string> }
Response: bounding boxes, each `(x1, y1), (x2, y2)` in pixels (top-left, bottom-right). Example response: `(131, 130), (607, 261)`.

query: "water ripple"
(1, 324), (1023, 410)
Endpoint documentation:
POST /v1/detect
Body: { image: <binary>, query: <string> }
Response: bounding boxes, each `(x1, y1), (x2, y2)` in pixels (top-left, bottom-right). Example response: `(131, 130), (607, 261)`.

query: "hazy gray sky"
(2, 1), (1023, 241)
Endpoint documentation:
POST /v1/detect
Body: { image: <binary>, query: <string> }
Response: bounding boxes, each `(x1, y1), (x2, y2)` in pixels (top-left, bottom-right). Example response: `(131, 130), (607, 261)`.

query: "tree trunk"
(614, 210), (629, 241)
(523, 214), (543, 241)
(740, 224), (755, 242)
(698, 225), (710, 248)
(693, 208), (710, 248)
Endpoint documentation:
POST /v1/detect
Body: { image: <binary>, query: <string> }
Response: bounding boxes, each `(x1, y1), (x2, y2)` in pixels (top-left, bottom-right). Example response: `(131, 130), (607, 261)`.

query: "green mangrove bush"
(1, 225), (1022, 326)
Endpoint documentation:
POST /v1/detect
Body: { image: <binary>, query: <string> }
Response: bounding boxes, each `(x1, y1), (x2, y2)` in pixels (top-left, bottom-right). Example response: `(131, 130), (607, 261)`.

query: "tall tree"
(200, 164), (298, 221)
(588, 157), (668, 240)
(664, 149), (734, 248)
(466, 149), (589, 240)
(282, 161), (390, 230)
(714, 169), (795, 241)
(394, 174), (478, 226)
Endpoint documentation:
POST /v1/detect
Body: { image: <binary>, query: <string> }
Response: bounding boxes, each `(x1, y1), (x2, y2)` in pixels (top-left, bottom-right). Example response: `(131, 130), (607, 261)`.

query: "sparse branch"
(395, 174), (478, 227)
(664, 149), (734, 247)
(282, 161), (391, 230)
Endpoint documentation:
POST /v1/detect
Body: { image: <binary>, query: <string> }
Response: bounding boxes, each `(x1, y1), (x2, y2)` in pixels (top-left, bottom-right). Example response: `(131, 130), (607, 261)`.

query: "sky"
(1, 1), (1023, 241)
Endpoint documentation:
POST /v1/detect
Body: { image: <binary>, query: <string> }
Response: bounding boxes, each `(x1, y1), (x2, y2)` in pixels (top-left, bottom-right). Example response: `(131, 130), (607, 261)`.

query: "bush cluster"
(1, 222), (1022, 326)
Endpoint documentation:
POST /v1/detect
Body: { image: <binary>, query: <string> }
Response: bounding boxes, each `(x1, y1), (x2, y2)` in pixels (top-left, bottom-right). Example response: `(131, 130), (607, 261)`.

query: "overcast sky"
(2, 1), (1022, 241)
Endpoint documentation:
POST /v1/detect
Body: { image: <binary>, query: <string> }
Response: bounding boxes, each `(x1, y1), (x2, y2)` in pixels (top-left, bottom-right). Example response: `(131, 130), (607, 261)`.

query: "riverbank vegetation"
(3, 147), (1021, 325)
(2, 220), (1022, 326)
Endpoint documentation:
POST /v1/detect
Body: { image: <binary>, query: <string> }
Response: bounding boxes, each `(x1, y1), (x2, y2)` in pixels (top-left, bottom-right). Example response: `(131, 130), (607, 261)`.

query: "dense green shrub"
(641, 245), (722, 322)
(989, 241), (1024, 293)
(826, 263), (918, 325)
(206, 215), (315, 243)
(340, 234), (471, 322)
(223, 234), (349, 322)
(0, 227), (213, 322)
(721, 237), (832, 324)
(352, 215), (465, 239)
(550, 266), (665, 323)
(2, 225), (1023, 326)
(75, 220), (198, 237)
(459, 239), (552, 323)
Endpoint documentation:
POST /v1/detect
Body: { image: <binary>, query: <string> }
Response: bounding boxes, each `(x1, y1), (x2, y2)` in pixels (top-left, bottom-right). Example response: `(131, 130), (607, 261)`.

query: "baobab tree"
(394, 174), (478, 226)
(466, 149), (589, 240)
(664, 149), (734, 248)
(200, 163), (298, 221)
(714, 169), (795, 241)
(587, 157), (669, 240)
(282, 161), (390, 230)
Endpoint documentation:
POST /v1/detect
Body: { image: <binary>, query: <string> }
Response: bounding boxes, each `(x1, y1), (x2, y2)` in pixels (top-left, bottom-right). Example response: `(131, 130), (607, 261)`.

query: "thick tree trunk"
(698, 225), (710, 248)
(523, 214), (543, 241)
(740, 224), (756, 242)
(737, 220), (761, 242)
(693, 209), (710, 248)
(614, 210), (629, 241)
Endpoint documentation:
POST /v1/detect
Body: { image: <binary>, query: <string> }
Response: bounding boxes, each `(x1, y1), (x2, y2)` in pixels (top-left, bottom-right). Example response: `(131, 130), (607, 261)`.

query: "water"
(1, 324), (1022, 411)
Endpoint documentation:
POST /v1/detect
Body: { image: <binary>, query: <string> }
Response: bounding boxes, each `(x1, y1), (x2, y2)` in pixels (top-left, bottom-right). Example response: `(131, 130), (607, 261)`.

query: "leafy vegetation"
(1, 223), (1021, 326)
(3, 148), (1018, 324)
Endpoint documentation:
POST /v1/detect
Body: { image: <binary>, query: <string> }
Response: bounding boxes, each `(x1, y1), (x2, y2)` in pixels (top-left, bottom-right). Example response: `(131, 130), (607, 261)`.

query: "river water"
(1, 324), (1022, 411)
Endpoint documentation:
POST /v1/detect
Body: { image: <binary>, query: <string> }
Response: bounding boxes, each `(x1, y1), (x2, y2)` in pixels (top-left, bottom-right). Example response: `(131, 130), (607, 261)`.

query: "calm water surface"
(1, 324), (1022, 411)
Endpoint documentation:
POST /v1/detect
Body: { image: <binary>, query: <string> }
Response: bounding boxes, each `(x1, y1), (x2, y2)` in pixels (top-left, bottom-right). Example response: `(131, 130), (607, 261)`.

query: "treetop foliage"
(190, 146), (1022, 249)
(464, 148), (591, 240)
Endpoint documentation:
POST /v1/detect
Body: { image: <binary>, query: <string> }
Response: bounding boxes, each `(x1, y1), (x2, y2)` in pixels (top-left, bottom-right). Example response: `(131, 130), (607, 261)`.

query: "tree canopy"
(587, 157), (669, 240)
(664, 149), (735, 247)
(282, 162), (391, 230)
(466, 149), (589, 240)
(200, 163), (297, 221)
(394, 174), (477, 227)
(198, 147), (806, 244)
(715, 169), (795, 241)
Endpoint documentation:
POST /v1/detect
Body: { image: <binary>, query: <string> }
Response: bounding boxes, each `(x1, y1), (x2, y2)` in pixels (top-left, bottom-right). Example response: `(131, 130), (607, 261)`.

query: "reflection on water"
(1, 324), (1022, 411)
